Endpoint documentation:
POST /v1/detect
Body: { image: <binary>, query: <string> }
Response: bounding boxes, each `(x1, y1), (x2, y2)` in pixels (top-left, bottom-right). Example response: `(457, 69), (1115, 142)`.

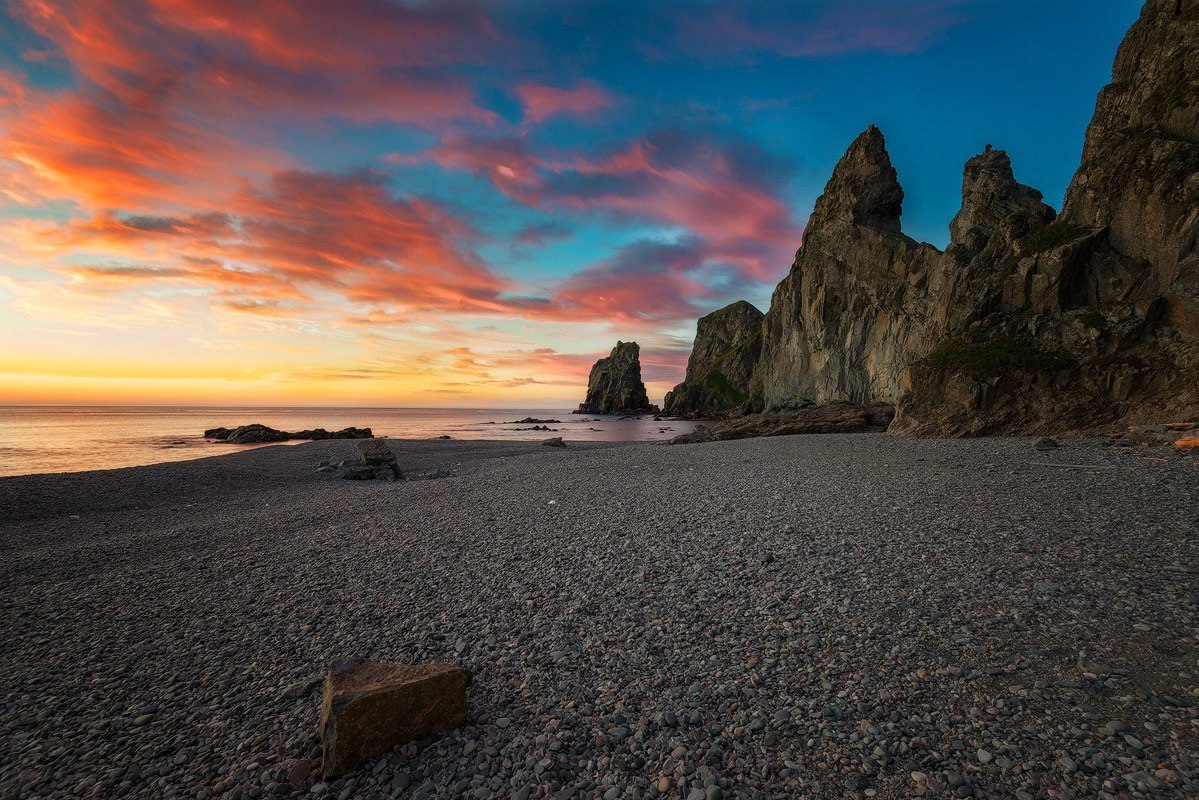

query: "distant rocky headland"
(656, 0), (1198, 437)
(204, 424), (373, 444)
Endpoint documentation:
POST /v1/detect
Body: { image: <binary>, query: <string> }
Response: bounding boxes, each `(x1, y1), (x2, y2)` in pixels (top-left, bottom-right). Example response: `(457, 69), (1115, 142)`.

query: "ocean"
(0, 405), (705, 477)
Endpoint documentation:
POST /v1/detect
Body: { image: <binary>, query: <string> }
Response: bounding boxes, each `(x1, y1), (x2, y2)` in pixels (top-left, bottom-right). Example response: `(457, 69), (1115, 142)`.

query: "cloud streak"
(672, 1), (967, 61)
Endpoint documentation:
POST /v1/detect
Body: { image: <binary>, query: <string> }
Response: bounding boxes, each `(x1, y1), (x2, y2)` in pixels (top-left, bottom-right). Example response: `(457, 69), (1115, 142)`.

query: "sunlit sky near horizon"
(0, 0), (1142, 407)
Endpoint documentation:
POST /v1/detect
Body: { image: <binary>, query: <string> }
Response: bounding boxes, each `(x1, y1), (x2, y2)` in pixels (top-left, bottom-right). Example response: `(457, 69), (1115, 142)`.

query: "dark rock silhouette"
(204, 424), (373, 444)
(575, 341), (659, 415)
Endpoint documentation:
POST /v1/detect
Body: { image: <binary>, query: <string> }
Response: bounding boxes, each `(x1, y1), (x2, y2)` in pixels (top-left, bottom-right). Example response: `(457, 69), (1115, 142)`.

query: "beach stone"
(334, 462), (377, 480)
(320, 658), (469, 778)
(286, 759), (312, 786)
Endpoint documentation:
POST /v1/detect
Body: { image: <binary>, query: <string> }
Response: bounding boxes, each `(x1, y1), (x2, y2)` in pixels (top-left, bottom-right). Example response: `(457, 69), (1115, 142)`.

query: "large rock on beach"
(329, 439), (402, 480)
(293, 427), (373, 440)
(663, 300), (764, 417)
(576, 341), (659, 415)
(355, 439), (395, 465)
(320, 658), (468, 778)
(670, 402), (893, 444)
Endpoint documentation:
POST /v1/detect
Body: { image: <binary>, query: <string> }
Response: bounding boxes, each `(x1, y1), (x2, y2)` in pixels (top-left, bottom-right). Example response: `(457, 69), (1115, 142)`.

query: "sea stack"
(576, 341), (659, 415)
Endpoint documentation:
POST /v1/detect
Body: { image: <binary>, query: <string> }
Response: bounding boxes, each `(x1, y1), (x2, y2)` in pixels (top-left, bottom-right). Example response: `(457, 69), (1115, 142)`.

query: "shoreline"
(3, 435), (1197, 798)
(0, 408), (707, 479)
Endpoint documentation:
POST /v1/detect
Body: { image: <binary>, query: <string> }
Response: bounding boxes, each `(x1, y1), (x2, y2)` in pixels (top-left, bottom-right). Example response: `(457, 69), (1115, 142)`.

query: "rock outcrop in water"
(576, 341), (659, 415)
(205, 424), (373, 444)
(663, 300), (764, 417)
(670, 0), (1199, 436)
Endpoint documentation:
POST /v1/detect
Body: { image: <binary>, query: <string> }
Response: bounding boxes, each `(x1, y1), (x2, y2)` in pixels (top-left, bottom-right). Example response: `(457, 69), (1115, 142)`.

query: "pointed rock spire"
(808, 125), (904, 235)
(949, 146), (1054, 251)
(576, 341), (658, 415)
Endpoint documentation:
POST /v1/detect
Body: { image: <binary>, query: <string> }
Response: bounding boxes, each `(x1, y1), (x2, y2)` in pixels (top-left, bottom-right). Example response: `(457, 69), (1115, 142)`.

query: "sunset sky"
(0, 0), (1141, 407)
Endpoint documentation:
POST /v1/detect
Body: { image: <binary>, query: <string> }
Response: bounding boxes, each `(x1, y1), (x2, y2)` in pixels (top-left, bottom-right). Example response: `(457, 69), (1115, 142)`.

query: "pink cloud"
(551, 239), (716, 325)
(517, 81), (613, 124)
(420, 135), (544, 187)
(1, 0), (503, 208)
(427, 128), (803, 287)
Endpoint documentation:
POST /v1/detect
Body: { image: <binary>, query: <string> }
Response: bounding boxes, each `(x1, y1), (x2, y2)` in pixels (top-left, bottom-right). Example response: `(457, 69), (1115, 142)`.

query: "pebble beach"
(2, 434), (1197, 799)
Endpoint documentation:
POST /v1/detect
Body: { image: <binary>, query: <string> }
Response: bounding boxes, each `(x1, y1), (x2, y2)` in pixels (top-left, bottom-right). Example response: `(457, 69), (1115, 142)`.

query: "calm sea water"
(0, 406), (703, 477)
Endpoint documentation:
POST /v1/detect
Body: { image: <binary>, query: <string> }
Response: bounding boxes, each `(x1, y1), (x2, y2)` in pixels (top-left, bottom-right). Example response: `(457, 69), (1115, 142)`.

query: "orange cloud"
(3, 88), (291, 209)
(1, 0), (502, 209)
(25, 169), (515, 317)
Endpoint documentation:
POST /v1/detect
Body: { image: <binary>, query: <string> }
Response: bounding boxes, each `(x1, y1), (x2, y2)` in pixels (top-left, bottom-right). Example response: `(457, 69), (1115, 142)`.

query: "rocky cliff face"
(663, 300), (763, 417)
(669, 0), (1198, 436)
(576, 341), (659, 415)
(893, 0), (1199, 435)
(750, 126), (942, 411)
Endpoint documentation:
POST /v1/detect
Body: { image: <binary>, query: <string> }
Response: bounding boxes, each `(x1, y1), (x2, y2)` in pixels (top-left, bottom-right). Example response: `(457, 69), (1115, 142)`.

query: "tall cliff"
(667, 0), (1198, 436)
(751, 126), (942, 410)
(576, 341), (658, 415)
(893, 0), (1199, 434)
(663, 300), (763, 417)
(748, 129), (1057, 419)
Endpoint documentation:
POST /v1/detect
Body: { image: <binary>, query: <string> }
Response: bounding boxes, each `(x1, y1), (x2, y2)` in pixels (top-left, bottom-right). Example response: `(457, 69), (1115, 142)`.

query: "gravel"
(1, 434), (1197, 799)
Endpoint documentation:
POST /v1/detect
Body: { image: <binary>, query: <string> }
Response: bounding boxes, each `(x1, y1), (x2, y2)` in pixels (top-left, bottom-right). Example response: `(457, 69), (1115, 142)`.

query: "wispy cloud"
(672, 1), (968, 61)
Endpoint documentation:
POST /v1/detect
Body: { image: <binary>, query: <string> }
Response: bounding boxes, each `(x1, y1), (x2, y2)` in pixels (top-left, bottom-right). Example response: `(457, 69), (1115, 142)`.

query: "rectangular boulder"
(319, 658), (468, 777)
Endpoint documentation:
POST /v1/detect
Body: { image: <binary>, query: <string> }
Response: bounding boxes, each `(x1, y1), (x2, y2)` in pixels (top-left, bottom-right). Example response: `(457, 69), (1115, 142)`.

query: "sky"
(0, 0), (1143, 407)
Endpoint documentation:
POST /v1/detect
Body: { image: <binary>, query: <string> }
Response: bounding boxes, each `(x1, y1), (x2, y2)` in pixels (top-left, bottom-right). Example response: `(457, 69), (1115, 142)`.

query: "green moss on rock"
(701, 370), (746, 406)
(922, 338), (1075, 376)
(1019, 221), (1091, 256)
(1086, 351), (1146, 369)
